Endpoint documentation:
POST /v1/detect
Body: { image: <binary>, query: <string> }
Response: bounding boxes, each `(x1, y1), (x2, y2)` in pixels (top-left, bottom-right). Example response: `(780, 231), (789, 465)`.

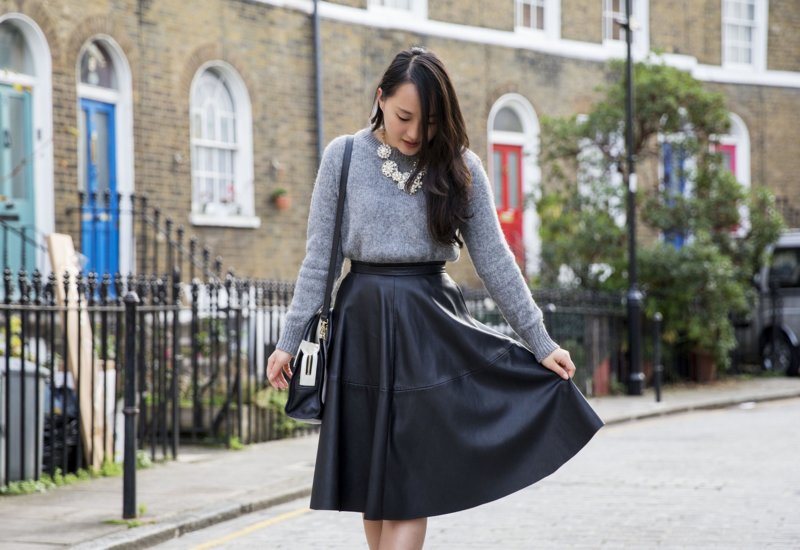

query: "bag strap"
(318, 135), (354, 337)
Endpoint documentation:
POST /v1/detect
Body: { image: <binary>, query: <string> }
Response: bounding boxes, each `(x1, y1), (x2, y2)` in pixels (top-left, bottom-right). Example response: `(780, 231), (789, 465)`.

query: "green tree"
(538, 58), (784, 367)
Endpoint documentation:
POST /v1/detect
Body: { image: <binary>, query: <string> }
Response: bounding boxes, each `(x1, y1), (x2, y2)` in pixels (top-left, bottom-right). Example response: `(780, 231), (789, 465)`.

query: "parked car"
(736, 230), (800, 376)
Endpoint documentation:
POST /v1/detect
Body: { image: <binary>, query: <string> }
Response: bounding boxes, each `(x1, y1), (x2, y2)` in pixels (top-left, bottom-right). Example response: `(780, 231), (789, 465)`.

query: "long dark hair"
(370, 47), (472, 248)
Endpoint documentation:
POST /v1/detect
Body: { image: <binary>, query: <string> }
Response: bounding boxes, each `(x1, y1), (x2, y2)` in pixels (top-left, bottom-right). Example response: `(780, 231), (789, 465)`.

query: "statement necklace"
(376, 139), (426, 195)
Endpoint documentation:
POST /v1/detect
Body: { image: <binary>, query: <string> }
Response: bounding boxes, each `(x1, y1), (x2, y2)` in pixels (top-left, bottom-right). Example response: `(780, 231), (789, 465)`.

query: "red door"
(718, 143), (736, 175)
(717, 143), (739, 232)
(492, 144), (525, 267)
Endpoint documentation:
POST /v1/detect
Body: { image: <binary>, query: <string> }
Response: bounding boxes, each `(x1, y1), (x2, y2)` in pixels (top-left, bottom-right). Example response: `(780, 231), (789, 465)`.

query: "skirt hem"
(310, 421), (601, 521)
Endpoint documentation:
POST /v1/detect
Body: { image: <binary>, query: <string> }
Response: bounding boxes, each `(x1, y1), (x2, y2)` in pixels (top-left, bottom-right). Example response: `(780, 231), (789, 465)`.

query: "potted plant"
(270, 188), (291, 210)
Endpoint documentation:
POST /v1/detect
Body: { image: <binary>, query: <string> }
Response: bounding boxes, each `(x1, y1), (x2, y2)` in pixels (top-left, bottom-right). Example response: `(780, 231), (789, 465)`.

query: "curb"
(72, 485), (312, 550)
(81, 390), (800, 549)
(599, 390), (800, 425)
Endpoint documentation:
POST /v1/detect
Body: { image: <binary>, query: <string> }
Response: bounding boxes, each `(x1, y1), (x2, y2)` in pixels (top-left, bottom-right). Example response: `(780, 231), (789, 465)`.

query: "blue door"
(0, 84), (35, 276)
(662, 142), (687, 249)
(80, 99), (118, 275)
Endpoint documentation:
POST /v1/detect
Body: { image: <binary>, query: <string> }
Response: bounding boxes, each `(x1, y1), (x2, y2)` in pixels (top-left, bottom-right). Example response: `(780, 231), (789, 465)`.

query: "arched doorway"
(0, 14), (54, 275)
(487, 94), (542, 276)
(76, 36), (134, 275)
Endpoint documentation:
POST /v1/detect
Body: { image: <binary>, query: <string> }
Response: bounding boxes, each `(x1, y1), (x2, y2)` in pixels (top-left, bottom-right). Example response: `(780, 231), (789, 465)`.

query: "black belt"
(350, 260), (446, 276)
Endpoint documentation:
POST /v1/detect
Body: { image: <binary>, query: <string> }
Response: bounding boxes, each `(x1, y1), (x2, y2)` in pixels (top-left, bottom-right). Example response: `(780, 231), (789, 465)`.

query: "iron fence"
(0, 264), (319, 488)
(463, 287), (628, 396)
(1, 263), (651, 493)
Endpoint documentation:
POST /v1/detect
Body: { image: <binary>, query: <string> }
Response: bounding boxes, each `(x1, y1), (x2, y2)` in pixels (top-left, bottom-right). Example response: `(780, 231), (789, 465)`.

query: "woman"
(267, 47), (603, 550)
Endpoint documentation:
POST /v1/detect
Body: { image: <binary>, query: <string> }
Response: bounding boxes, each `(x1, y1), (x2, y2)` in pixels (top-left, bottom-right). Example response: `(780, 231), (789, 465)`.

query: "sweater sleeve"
(460, 150), (559, 362)
(275, 136), (348, 356)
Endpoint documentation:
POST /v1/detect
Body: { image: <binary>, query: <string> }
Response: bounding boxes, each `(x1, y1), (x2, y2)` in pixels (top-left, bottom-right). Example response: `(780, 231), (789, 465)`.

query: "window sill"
(601, 39), (626, 51)
(514, 26), (548, 40)
(189, 213), (261, 229)
(721, 61), (763, 72)
(367, 4), (427, 20)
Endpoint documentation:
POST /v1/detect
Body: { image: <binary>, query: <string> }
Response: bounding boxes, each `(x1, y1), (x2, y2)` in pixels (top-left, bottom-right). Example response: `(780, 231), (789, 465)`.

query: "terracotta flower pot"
(689, 350), (717, 383)
(273, 194), (291, 210)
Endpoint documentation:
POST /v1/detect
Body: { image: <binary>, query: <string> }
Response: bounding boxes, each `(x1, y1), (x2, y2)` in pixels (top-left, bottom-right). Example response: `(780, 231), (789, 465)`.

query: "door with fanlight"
(0, 83), (35, 275)
(717, 142), (741, 232)
(492, 143), (525, 267)
(79, 98), (118, 275)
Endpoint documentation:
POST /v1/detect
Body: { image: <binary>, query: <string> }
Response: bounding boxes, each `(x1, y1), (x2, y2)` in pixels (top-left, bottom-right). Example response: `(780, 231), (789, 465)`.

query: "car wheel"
(761, 333), (800, 376)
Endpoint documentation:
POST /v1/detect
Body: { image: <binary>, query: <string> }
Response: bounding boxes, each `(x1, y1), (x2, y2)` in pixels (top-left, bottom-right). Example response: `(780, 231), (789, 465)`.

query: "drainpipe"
(313, 0), (324, 163)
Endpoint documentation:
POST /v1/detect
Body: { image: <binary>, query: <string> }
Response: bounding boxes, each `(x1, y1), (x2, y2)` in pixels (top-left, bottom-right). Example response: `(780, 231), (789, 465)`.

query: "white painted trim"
(513, 0), (560, 40)
(601, 0), (648, 56)
(76, 35), (135, 275)
(189, 213), (261, 228)
(720, 112), (752, 237)
(548, 0), (561, 40)
(490, 130), (528, 146)
(190, 61), (256, 220)
(671, 56), (800, 88)
(0, 71), (36, 87)
(722, 0), (768, 72)
(487, 94), (542, 277)
(0, 13), (55, 273)
(77, 83), (121, 104)
(250, 0), (800, 88)
(634, 0), (649, 58)
(367, 0), (427, 19)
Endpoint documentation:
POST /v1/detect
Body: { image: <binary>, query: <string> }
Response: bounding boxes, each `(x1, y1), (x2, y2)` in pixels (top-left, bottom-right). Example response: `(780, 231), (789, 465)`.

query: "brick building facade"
(1, 0), (798, 286)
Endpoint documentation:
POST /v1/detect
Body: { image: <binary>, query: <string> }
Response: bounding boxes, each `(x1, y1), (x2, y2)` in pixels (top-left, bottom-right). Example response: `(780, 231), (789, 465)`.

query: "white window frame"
(514, 0), (561, 41)
(367, 0), (427, 20)
(189, 61), (258, 229)
(602, 0), (625, 42)
(722, 0), (768, 71)
(602, 0), (649, 58)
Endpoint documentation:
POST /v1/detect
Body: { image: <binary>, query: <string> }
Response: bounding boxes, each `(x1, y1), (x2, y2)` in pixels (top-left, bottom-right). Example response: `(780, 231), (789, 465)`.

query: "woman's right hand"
(267, 349), (294, 390)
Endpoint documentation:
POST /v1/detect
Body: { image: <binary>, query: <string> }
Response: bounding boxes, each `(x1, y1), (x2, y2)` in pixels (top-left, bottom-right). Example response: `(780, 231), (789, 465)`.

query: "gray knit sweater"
(275, 128), (559, 362)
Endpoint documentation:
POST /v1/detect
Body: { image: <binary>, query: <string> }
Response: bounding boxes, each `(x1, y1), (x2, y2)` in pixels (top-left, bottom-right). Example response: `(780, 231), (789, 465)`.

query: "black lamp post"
(622, 0), (645, 395)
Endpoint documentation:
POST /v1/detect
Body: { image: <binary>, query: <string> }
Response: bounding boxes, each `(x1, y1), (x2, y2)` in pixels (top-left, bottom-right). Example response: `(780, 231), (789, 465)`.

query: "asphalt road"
(154, 398), (800, 549)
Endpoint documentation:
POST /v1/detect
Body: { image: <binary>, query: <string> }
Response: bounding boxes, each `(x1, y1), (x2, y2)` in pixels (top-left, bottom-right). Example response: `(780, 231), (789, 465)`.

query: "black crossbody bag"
(284, 136), (354, 423)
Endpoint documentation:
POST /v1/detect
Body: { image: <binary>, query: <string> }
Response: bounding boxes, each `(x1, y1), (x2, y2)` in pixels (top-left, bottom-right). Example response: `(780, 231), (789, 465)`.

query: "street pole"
(624, 0), (644, 395)
(123, 291), (140, 519)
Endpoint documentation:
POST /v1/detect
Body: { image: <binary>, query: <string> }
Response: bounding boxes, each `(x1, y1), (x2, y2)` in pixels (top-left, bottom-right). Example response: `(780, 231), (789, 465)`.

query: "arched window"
(487, 94), (542, 276)
(0, 15), (53, 275)
(189, 63), (256, 227)
(80, 41), (118, 89)
(0, 22), (34, 74)
(77, 36), (134, 276)
(493, 107), (524, 133)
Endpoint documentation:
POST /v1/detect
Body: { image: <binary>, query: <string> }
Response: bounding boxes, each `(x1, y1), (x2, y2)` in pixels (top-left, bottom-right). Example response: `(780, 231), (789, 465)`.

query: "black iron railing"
(0, 265), (315, 489)
(463, 287), (628, 396)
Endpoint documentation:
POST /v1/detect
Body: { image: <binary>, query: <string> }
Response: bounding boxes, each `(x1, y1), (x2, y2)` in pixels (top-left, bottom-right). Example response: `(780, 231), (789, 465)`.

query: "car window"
(769, 247), (800, 289)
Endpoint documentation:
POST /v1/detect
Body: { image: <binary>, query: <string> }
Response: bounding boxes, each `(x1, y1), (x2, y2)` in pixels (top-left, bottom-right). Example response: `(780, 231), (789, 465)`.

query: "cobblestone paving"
(155, 398), (800, 549)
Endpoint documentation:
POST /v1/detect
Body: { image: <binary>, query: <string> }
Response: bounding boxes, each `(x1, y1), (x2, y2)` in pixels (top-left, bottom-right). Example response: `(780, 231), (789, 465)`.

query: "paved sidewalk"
(1, 376), (799, 550)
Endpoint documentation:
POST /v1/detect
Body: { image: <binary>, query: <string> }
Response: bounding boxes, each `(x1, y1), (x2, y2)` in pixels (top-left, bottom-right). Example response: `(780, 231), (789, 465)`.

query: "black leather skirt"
(310, 260), (603, 521)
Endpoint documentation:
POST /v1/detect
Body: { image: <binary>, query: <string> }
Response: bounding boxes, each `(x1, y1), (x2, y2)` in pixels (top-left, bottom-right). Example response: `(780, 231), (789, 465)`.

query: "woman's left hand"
(541, 348), (576, 380)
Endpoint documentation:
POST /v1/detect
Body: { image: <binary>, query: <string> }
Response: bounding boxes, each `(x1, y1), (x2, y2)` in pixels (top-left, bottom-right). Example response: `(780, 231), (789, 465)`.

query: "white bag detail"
(298, 339), (320, 387)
